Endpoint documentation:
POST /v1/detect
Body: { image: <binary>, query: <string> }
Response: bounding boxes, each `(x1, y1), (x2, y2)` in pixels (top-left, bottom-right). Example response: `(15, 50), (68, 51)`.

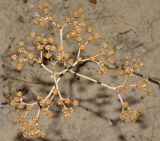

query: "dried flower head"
(10, 3), (151, 138)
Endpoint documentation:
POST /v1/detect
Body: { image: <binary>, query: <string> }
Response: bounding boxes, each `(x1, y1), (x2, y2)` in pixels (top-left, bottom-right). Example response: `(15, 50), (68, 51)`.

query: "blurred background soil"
(0, 0), (160, 141)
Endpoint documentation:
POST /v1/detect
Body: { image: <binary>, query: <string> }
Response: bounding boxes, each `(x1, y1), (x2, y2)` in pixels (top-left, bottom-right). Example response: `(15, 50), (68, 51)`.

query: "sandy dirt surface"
(0, 0), (160, 141)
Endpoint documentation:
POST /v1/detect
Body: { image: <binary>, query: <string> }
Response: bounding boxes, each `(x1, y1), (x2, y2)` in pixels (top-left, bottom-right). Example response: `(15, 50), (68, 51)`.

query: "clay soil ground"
(0, 0), (160, 141)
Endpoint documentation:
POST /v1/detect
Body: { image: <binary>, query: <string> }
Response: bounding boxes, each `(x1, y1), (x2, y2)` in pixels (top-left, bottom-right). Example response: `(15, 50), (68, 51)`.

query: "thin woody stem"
(68, 70), (116, 90)
(60, 24), (67, 66)
(41, 63), (53, 74)
(68, 70), (128, 90)
(117, 94), (124, 104)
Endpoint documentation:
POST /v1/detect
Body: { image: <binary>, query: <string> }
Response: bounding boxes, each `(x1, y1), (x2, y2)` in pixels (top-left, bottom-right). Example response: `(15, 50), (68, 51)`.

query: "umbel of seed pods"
(10, 3), (150, 138)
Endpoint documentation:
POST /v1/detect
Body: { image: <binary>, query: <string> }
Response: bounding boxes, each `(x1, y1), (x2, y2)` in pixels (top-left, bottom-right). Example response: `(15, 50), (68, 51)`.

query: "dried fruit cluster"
(10, 3), (150, 138)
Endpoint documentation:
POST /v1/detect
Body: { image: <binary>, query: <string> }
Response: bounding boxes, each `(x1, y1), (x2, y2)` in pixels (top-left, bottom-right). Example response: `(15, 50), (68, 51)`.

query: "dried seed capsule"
(79, 43), (86, 50)
(57, 45), (64, 52)
(48, 37), (54, 44)
(64, 97), (71, 104)
(30, 32), (36, 38)
(16, 91), (22, 97)
(56, 54), (63, 61)
(47, 16), (53, 21)
(57, 99), (63, 105)
(45, 45), (51, 51)
(27, 52), (34, 60)
(55, 22), (62, 29)
(72, 100), (79, 107)
(11, 54), (17, 61)
(67, 59), (73, 65)
(45, 52), (52, 59)
(17, 47), (25, 53)
(37, 44), (44, 51)
(16, 63), (24, 70)
(65, 17), (71, 23)
(36, 58), (42, 64)
(26, 105), (33, 111)
(19, 41), (25, 46)
(94, 33), (100, 39)
(87, 27), (93, 33)
(66, 33), (71, 39)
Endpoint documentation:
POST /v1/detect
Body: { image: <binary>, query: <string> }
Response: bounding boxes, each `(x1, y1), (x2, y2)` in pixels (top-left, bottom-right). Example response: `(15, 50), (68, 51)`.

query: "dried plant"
(10, 3), (151, 138)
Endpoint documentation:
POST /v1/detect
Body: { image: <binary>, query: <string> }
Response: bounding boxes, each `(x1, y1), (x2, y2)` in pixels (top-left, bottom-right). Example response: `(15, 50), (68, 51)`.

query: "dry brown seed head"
(120, 107), (142, 122)
(65, 17), (71, 23)
(99, 49), (106, 56)
(57, 45), (64, 52)
(75, 35), (82, 42)
(72, 100), (79, 107)
(35, 35), (43, 42)
(79, 43), (86, 50)
(46, 111), (54, 118)
(56, 54), (63, 61)
(73, 11), (79, 18)
(17, 47), (25, 53)
(52, 88), (59, 95)
(18, 57), (25, 63)
(11, 54), (17, 61)
(47, 16), (53, 21)
(16, 91), (22, 97)
(69, 107), (74, 113)
(36, 58), (42, 64)
(42, 38), (48, 44)
(36, 96), (43, 101)
(66, 33), (71, 39)
(57, 99), (63, 105)
(39, 3), (49, 9)
(19, 41), (25, 46)
(89, 56), (96, 61)
(43, 8), (49, 14)
(26, 105), (33, 111)
(37, 44), (44, 51)
(79, 21), (86, 27)
(94, 33), (100, 39)
(97, 67), (106, 74)
(32, 19), (38, 24)
(16, 63), (24, 71)
(88, 35), (94, 41)
(74, 26), (82, 33)
(102, 42), (109, 48)
(67, 59), (73, 65)
(55, 22), (62, 29)
(122, 101), (129, 109)
(87, 27), (93, 33)
(50, 45), (56, 51)
(30, 32), (36, 38)
(70, 31), (76, 38)
(108, 49), (114, 55)
(32, 116), (39, 123)
(45, 45), (51, 51)
(62, 107), (68, 114)
(27, 52), (34, 60)
(45, 52), (52, 59)
(64, 97), (71, 104)
(78, 7), (84, 15)
(48, 37), (54, 44)
(72, 20), (78, 26)
(107, 57), (113, 63)
(115, 88), (121, 94)
(63, 53), (70, 60)
(12, 116), (19, 123)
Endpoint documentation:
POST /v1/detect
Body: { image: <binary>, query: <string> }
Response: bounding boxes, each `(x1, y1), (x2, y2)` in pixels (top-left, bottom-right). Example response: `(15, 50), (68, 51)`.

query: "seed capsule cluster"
(10, 3), (151, 138)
